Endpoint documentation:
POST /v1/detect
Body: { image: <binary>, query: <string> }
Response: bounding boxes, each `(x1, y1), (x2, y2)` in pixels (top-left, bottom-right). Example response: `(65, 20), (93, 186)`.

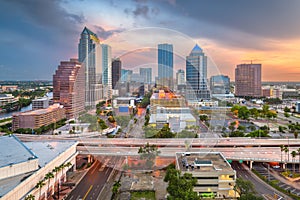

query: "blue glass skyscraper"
(158, 43), (173, 88)
(186, 44), (210, 100)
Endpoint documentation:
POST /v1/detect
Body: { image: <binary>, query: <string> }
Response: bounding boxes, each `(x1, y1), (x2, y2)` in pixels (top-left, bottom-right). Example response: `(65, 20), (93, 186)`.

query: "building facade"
(102, 44), (112, 99)
(186, 44), (210, 100)
(210, 75), (230, 94)
(235, 63), (262, 97)
(140, 68), (152, 84)
(158, 43), (173, 89)
(12, 104), (66, 131)
(112, 58), (121, 89)
(0, 135), (77, 200)
(175, 152), (236, 198)
(78, 27), (103, 107)
(121, 69), (133, 82)
(32, 97), (50, 110)
(53, 59), (85, 119)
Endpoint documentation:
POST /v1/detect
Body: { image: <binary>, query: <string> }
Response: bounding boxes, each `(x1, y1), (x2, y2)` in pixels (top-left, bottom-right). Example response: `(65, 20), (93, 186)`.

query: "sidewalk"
(55, 162), (93, 200)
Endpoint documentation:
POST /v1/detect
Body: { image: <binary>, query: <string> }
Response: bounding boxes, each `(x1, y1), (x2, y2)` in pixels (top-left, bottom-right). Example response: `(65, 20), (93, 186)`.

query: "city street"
(65, 156), (122, 200)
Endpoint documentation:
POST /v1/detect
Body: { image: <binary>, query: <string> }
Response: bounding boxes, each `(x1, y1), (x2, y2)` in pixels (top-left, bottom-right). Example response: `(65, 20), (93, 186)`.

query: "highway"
(76, 146), (300, 163)
(65, 157), (121, 200)
(231, 162), (291, 200)
(15, 133), (300, 147)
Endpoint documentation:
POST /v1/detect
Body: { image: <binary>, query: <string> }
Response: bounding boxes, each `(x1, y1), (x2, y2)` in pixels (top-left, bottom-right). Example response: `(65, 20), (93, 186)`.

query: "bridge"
(14, 134), (300, 169)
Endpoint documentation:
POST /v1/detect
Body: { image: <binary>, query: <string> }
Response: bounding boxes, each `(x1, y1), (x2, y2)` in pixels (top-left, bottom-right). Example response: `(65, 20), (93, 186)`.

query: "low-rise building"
(1, 85), (18, 92)
(32, 97), (50, 110)
(175, 152), (236, 198)
(0, 94), (17, 107)
(12, 104), (65, 131)
(149, 107), (196, 132)
(0, 135), (77, 200)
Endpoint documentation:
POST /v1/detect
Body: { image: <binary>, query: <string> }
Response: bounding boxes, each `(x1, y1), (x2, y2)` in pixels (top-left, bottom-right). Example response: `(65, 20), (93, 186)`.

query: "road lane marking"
(82, 185), (93, 200)
(90, 162), (100, 174)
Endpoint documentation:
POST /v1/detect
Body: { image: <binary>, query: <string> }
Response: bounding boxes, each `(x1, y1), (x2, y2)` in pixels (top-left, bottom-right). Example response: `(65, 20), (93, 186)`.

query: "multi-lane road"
(76, 146), (300, 163)
(65, 156), (122, 200)
(231, 162), (290, 200)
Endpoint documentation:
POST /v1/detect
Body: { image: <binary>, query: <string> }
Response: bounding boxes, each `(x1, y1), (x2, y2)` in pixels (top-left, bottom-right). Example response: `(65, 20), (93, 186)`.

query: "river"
(0, 104), (32, 119)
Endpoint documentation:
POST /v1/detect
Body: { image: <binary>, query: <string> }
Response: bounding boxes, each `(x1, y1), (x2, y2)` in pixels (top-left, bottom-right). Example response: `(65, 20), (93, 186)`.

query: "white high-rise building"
(176, 69), (185, 85)
(102, 44), (112, 99)
(78, 27), (103, 107)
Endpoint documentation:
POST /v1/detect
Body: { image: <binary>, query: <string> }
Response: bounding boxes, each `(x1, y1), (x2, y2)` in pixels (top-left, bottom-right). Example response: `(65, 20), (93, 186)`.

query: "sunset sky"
(1, 0), (300, 81)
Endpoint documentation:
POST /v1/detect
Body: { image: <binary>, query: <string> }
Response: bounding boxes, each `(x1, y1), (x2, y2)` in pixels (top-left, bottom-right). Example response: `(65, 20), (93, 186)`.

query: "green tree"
(138, 143), (160, 169)
(239, 193), (263, 200)
(249, 108), (259, 119)
(246, 130), (270, 138)
(35, 180), (45, 200)
(112, 181), (121, 196)
(199, 114), (208, 122)
(52, 166), (61, 196)
(164, 165), (199, 200)
(284, 106), (291, 113)
(234, 177), (255, 196)
(25, 194), (35, 200)
(280, 145), (285, 163)
(44, 172), (54, 194)
(284, 112), (290, 118)
(291, 151), (297, 175)
(228, 121), (237, 133)
(297, 148), (300, 173)
(156, 124), (175, 138)
(238, 106), (250, 120)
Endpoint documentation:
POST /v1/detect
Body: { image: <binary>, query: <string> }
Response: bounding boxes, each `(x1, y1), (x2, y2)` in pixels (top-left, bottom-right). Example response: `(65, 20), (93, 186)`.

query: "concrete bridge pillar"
(87, 155), (93, 163)
(250, 161), (253, 170)
(282, 163), (286, 169)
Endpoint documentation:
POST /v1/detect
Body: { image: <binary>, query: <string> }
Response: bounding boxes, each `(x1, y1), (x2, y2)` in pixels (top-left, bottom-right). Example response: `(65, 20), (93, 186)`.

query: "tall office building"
(210, 75), (230, 94)
(176, 69), (185, 91)
(112, 58), (121, 89)
(53, 59), (85, 119)
(121, 69), (133, 82)
(102, 44), (112, 98)
(186, 44), (210, 100)
(235, 63), (262, 97)
(78, 27), (103, 107)
(176, 69), (185, 85)
(140, 68), (152, 84)
(158, 43), (173, 88)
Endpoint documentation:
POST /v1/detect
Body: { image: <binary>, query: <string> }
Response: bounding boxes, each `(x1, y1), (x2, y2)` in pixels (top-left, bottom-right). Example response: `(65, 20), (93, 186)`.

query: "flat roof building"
(175, 152), (236, 198)
(0, 135), (77, 200)
(235, 63), (262, 97)
(32, 97), (50, 110)
(12, 104), (66, 131)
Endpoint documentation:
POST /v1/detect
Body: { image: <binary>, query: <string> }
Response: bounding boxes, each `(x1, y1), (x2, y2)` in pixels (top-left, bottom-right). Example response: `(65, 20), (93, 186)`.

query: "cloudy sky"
(1, 0), (300, 81)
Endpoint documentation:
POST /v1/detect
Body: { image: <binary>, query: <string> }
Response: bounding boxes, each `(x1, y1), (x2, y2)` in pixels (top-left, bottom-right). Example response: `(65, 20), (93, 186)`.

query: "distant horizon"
(1, 0), (300, 81)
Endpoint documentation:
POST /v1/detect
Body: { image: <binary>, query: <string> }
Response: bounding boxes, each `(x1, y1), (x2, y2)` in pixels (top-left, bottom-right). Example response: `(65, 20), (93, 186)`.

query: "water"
(0, 104), (32, 119)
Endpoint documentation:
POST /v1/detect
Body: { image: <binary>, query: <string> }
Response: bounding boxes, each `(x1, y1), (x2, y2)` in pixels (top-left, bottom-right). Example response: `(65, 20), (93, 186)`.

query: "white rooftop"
(25, 140), (76, 167)
(0, 135), (37, 168)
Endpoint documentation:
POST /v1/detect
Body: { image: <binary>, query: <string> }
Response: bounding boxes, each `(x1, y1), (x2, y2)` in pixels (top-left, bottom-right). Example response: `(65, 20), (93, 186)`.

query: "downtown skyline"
(1, 0), (300, 81)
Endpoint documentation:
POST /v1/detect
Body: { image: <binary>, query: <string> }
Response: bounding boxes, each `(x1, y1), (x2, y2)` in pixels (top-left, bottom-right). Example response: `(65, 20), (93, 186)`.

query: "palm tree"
(24, 194), (35, 200)
(298, 148), (300, 173)
(44, 172), (54, 195)
(280, 145), (285, 163)
(291, 151), (297, 175)
(35, 180), (45, 200)
(284, 146), (289, 162)
(52, 166), (61, 197)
